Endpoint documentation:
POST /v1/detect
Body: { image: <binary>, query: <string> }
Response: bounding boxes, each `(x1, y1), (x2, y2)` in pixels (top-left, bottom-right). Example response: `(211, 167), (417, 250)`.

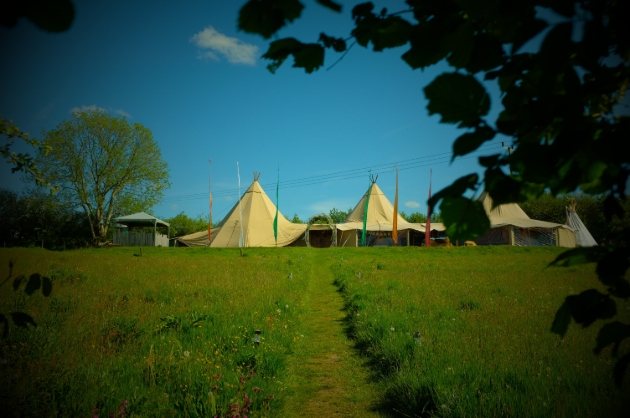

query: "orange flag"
(392, 165), (399, 244)
(208, 159), (212, 242)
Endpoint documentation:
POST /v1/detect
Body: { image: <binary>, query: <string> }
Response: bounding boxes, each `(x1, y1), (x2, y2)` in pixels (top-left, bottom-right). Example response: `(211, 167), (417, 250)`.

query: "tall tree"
(238, 0), (630, 384)
(36, 110), (170, 244)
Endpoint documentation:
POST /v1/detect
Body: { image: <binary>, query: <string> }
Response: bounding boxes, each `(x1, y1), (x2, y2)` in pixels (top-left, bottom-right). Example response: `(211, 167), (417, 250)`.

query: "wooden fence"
(113, 230), (169, 247)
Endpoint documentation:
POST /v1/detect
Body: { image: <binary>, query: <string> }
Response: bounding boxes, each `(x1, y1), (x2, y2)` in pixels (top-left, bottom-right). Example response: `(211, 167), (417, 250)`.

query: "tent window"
(514, 227), (556, 246)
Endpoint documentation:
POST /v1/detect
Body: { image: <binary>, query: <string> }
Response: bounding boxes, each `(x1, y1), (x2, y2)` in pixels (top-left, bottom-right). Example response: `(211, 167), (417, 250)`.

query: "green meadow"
(1, 246), (628, 417)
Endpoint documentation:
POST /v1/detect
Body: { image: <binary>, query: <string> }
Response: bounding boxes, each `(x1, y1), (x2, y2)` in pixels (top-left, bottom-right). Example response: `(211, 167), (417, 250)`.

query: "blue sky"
(0, 0), (514, 222)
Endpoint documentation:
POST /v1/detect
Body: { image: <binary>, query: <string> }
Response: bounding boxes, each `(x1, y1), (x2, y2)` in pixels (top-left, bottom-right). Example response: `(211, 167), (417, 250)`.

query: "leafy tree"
(1, 116), (54, 191)
(290, 213), (305, 223)
(0, 188), (92, 249)
(164, 212), (209, 237)
(328, 207), (351, 223)
(238, 0), (630, 386)
(35, 110), (170, 244)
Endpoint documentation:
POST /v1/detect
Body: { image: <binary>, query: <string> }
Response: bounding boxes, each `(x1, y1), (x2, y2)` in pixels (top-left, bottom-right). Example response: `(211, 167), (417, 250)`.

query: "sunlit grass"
(1, 246), (628, 417)
(0, 247), (310, 417)
(332, 246), (630, 417)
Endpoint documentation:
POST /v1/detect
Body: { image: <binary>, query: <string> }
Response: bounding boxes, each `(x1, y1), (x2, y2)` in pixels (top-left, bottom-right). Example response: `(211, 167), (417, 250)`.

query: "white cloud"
(70, 104), (106, 114)
(171, 204), (179, 211)
(115, 109), (132, 118)
(405, 201), (421, 209)
(225, 196), (233, 201)
(69, 105), (132, 119)
(191, 26), (258, 66)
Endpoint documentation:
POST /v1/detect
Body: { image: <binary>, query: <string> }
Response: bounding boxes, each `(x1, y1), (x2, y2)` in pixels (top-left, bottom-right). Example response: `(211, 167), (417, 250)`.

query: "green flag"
(274, 168), (279, 244)
(361, 183), (371, 246)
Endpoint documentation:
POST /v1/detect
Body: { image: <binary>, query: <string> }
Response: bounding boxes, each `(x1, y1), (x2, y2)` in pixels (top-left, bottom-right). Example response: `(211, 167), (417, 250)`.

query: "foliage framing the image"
(36, 110), (170, 244)
(238, 0), (630, 385)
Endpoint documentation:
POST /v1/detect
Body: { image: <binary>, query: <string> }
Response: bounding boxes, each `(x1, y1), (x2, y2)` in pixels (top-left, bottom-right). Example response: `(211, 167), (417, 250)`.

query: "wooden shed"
(112, 212), (170, 247)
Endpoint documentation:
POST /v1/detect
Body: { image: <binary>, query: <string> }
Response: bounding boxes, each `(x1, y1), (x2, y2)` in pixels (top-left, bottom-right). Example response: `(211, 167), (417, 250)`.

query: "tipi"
(565, 201), (597, 247)
(177, 174), (307, 247)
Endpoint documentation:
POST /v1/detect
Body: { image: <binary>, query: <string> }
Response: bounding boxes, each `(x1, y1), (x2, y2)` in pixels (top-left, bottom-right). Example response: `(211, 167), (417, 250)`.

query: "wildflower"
(390, 327), (395, 332)
(184, 351), (190, 358)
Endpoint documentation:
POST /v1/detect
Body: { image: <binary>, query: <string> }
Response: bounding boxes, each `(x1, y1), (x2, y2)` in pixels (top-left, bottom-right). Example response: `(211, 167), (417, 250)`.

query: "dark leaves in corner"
(424, 73), (491, 128)
(239, 0), (304, 39)
(0, 0), (75, 32)
(551, 289), (617, 338)
(316, 0), (342, 13)
(452, 126), (496, 160)
(439, 196), (490, 241)
(263, 38), (324, 73)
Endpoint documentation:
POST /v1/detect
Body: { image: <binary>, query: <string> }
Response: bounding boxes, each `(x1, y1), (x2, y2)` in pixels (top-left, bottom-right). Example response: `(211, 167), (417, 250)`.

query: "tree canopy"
(36, 110), (170, 244)
(238, 0), (630, 385)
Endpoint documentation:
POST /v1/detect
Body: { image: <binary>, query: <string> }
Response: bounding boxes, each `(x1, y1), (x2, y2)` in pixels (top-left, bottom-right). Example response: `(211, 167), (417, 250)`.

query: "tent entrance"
(309, 229), (334, 248)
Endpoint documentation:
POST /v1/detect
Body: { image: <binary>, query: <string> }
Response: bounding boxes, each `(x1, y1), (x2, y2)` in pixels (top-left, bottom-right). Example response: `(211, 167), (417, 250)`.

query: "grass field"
(1, 246), (628, 417)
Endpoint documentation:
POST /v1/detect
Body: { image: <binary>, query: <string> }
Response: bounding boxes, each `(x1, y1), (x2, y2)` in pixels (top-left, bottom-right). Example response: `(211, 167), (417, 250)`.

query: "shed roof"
(112, 212), (170, 228)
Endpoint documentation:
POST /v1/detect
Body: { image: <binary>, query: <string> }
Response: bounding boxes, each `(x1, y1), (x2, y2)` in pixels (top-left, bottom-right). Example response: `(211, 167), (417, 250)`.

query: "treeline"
(0, 188), (212, 249)
(0, 189), (93, 249)
(289, 208), (443, 224)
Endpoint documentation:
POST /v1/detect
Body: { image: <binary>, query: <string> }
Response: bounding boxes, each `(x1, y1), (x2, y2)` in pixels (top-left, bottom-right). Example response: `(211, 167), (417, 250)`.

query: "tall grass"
(332, 246), (630, 417)
(0, 247), (309, 417)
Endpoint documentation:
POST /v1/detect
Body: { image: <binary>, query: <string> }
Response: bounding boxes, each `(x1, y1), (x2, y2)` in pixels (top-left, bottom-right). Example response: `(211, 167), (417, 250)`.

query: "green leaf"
(292, 43), (325, 73)
(352, 2), (375, 20)
(24, 0), (75, 33)
(440, 196), (490, 241)
(263, 37), (303, 73)
(263, 38), (324, 73)
(548, 247), (608, 268)
(466, 33), (505, 73)
(239, 0), (305, 39)
(452, 126), (496, 160)
(594, 321), (630, 357)
(319, 33), (347, 52)
(24, 273), (42, 295)
(445, 22), (475, 69)
(372, 17), (412, 51)
(551, 300), (572, 337)
(402, 23), (450, 70)
(316, 0), (342, 12)
(428, 173), (479, 208)
(478, 154), (501, 168)
(424, 73), (490, 128)
(10, 312), (37, 329)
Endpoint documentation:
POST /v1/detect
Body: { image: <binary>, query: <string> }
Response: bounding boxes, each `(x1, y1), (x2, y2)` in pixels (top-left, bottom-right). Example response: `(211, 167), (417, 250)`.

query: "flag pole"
(392, 164), (399, 244)
(274, 165), (279, 246)
(237, 162), (244, 247)
(208, 159), (212, 245)
(425, 168), (432, 247)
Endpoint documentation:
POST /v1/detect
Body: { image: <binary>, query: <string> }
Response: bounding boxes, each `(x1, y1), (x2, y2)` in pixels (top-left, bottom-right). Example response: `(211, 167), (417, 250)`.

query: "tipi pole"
(237, 162), (244, 247)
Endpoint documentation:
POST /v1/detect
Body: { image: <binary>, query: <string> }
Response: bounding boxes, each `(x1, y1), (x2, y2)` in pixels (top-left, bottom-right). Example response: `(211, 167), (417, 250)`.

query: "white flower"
(390, 327), (395, 332)
(184, 351), (190, 357)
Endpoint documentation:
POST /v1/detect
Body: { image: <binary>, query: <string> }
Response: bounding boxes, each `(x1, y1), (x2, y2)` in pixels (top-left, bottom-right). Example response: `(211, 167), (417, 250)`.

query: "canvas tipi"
(565, 202), (597, 247)
(177, 174), (307, 247)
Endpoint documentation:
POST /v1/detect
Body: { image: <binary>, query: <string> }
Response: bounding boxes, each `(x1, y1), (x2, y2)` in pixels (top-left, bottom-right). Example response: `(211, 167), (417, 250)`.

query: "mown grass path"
(281, 251), (385, 417)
